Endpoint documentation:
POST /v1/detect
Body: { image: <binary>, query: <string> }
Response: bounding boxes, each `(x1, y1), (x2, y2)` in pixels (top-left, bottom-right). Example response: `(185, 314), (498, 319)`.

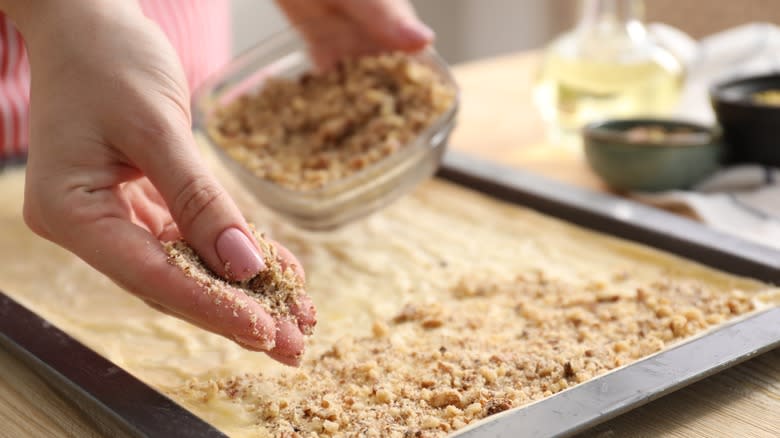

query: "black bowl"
(711, 73), (780, 166)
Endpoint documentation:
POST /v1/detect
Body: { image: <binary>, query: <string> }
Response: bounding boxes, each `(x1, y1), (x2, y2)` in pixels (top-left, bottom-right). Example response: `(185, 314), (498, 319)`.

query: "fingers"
(122, 180), (176, 238)
(56, 208), (282, 351)
(264, 319), (305, 366)
(335, 0), (434, 51)
(275, 0), (434, 69)
(267, 240), (316, 334)
(110, 186), (315, 359)
(121, 109), (265, 282)
(274, 0), (358, 69)
(271, 240), (306, 280)
(289, 294), (317, 335)
(64, 200), (310, 362)
(26, 167), (310, 363)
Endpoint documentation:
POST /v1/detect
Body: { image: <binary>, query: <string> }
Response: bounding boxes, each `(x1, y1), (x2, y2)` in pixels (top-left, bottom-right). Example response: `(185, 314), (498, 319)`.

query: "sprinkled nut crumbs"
(209, 52), (456, 191)
(172, 271), (757, 437)
(162, 227), (310, 334)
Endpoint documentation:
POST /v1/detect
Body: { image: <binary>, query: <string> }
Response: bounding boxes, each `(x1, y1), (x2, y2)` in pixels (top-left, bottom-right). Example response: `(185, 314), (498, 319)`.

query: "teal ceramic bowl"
(583, 119), (723, 192)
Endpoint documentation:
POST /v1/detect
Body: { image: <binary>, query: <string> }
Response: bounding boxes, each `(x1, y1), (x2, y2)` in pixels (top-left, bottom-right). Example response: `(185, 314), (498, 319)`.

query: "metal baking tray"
(1, 151), (778, 437)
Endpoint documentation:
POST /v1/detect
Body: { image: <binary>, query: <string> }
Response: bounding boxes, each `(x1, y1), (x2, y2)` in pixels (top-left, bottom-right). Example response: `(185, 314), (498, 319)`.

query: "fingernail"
(216, 228), (265, 281)
(400, 21), (435, 44)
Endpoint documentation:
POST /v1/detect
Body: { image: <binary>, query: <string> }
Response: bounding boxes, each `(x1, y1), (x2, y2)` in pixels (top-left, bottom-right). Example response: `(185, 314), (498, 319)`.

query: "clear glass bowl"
(192, 28), (459, 230)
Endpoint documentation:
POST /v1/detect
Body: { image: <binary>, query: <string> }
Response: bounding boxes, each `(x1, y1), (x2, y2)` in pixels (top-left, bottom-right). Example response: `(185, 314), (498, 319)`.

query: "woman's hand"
(276, 0), (434, 68)
(10, 0), (314, 365)
(6, 0), (430, 365)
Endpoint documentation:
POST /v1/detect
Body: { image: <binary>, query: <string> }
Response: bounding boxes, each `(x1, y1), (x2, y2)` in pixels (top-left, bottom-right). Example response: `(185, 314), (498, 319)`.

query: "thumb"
(127, 119), (265, 282)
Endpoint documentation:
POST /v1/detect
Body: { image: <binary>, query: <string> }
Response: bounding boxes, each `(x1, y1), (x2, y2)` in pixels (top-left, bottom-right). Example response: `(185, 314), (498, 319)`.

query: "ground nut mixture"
(209, 53), (456, 190)
(173, 271), (759, 437)
(163, 228), (309, 331)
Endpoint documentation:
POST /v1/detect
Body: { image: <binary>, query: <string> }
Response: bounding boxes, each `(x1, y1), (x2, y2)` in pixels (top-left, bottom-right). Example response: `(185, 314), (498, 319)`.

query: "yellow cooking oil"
(534, 52), (684, 135)
(534, 0), (685, 143)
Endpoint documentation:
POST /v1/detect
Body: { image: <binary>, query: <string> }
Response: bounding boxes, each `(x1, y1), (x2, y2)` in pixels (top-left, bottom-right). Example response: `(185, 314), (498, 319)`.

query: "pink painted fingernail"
(215, 228), (265, 281)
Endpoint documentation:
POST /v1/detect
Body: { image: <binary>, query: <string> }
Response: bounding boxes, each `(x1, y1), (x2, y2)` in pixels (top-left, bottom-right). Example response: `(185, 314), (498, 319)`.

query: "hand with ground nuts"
(3, 0), (432, 365)
(4, 0), (314, 365)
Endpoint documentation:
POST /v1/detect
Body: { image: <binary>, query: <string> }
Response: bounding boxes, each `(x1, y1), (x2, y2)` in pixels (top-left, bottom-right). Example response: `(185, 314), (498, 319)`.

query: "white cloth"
(634, 24), (780, 251)
(635, 166), (780, 250)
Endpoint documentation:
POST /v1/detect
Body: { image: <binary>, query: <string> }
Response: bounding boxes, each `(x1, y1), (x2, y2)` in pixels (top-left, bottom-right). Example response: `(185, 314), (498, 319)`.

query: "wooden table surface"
(1, 52), (778, 437)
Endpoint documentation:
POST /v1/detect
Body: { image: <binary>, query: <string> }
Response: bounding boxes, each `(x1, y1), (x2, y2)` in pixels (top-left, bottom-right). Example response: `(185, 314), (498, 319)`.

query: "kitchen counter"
(0, 51), (777, 438)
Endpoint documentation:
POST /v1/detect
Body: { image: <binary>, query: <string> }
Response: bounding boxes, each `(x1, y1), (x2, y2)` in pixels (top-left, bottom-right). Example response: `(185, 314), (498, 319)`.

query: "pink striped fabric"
(0, 0), (231, 162)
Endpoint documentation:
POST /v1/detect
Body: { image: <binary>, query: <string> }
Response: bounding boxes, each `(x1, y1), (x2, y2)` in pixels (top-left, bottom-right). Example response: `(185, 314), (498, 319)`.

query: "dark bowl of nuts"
(711, 73), (780, 166)
(583, 119), (723, 192)
(192, 28), (459, 230)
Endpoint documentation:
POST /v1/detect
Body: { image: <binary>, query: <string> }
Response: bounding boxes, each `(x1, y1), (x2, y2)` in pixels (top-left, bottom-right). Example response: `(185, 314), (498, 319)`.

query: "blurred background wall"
(230, 0), (780, 63)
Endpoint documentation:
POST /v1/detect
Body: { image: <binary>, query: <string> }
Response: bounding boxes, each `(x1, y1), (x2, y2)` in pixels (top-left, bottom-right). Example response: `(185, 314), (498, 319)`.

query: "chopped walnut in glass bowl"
(192, 29), (459, 230)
